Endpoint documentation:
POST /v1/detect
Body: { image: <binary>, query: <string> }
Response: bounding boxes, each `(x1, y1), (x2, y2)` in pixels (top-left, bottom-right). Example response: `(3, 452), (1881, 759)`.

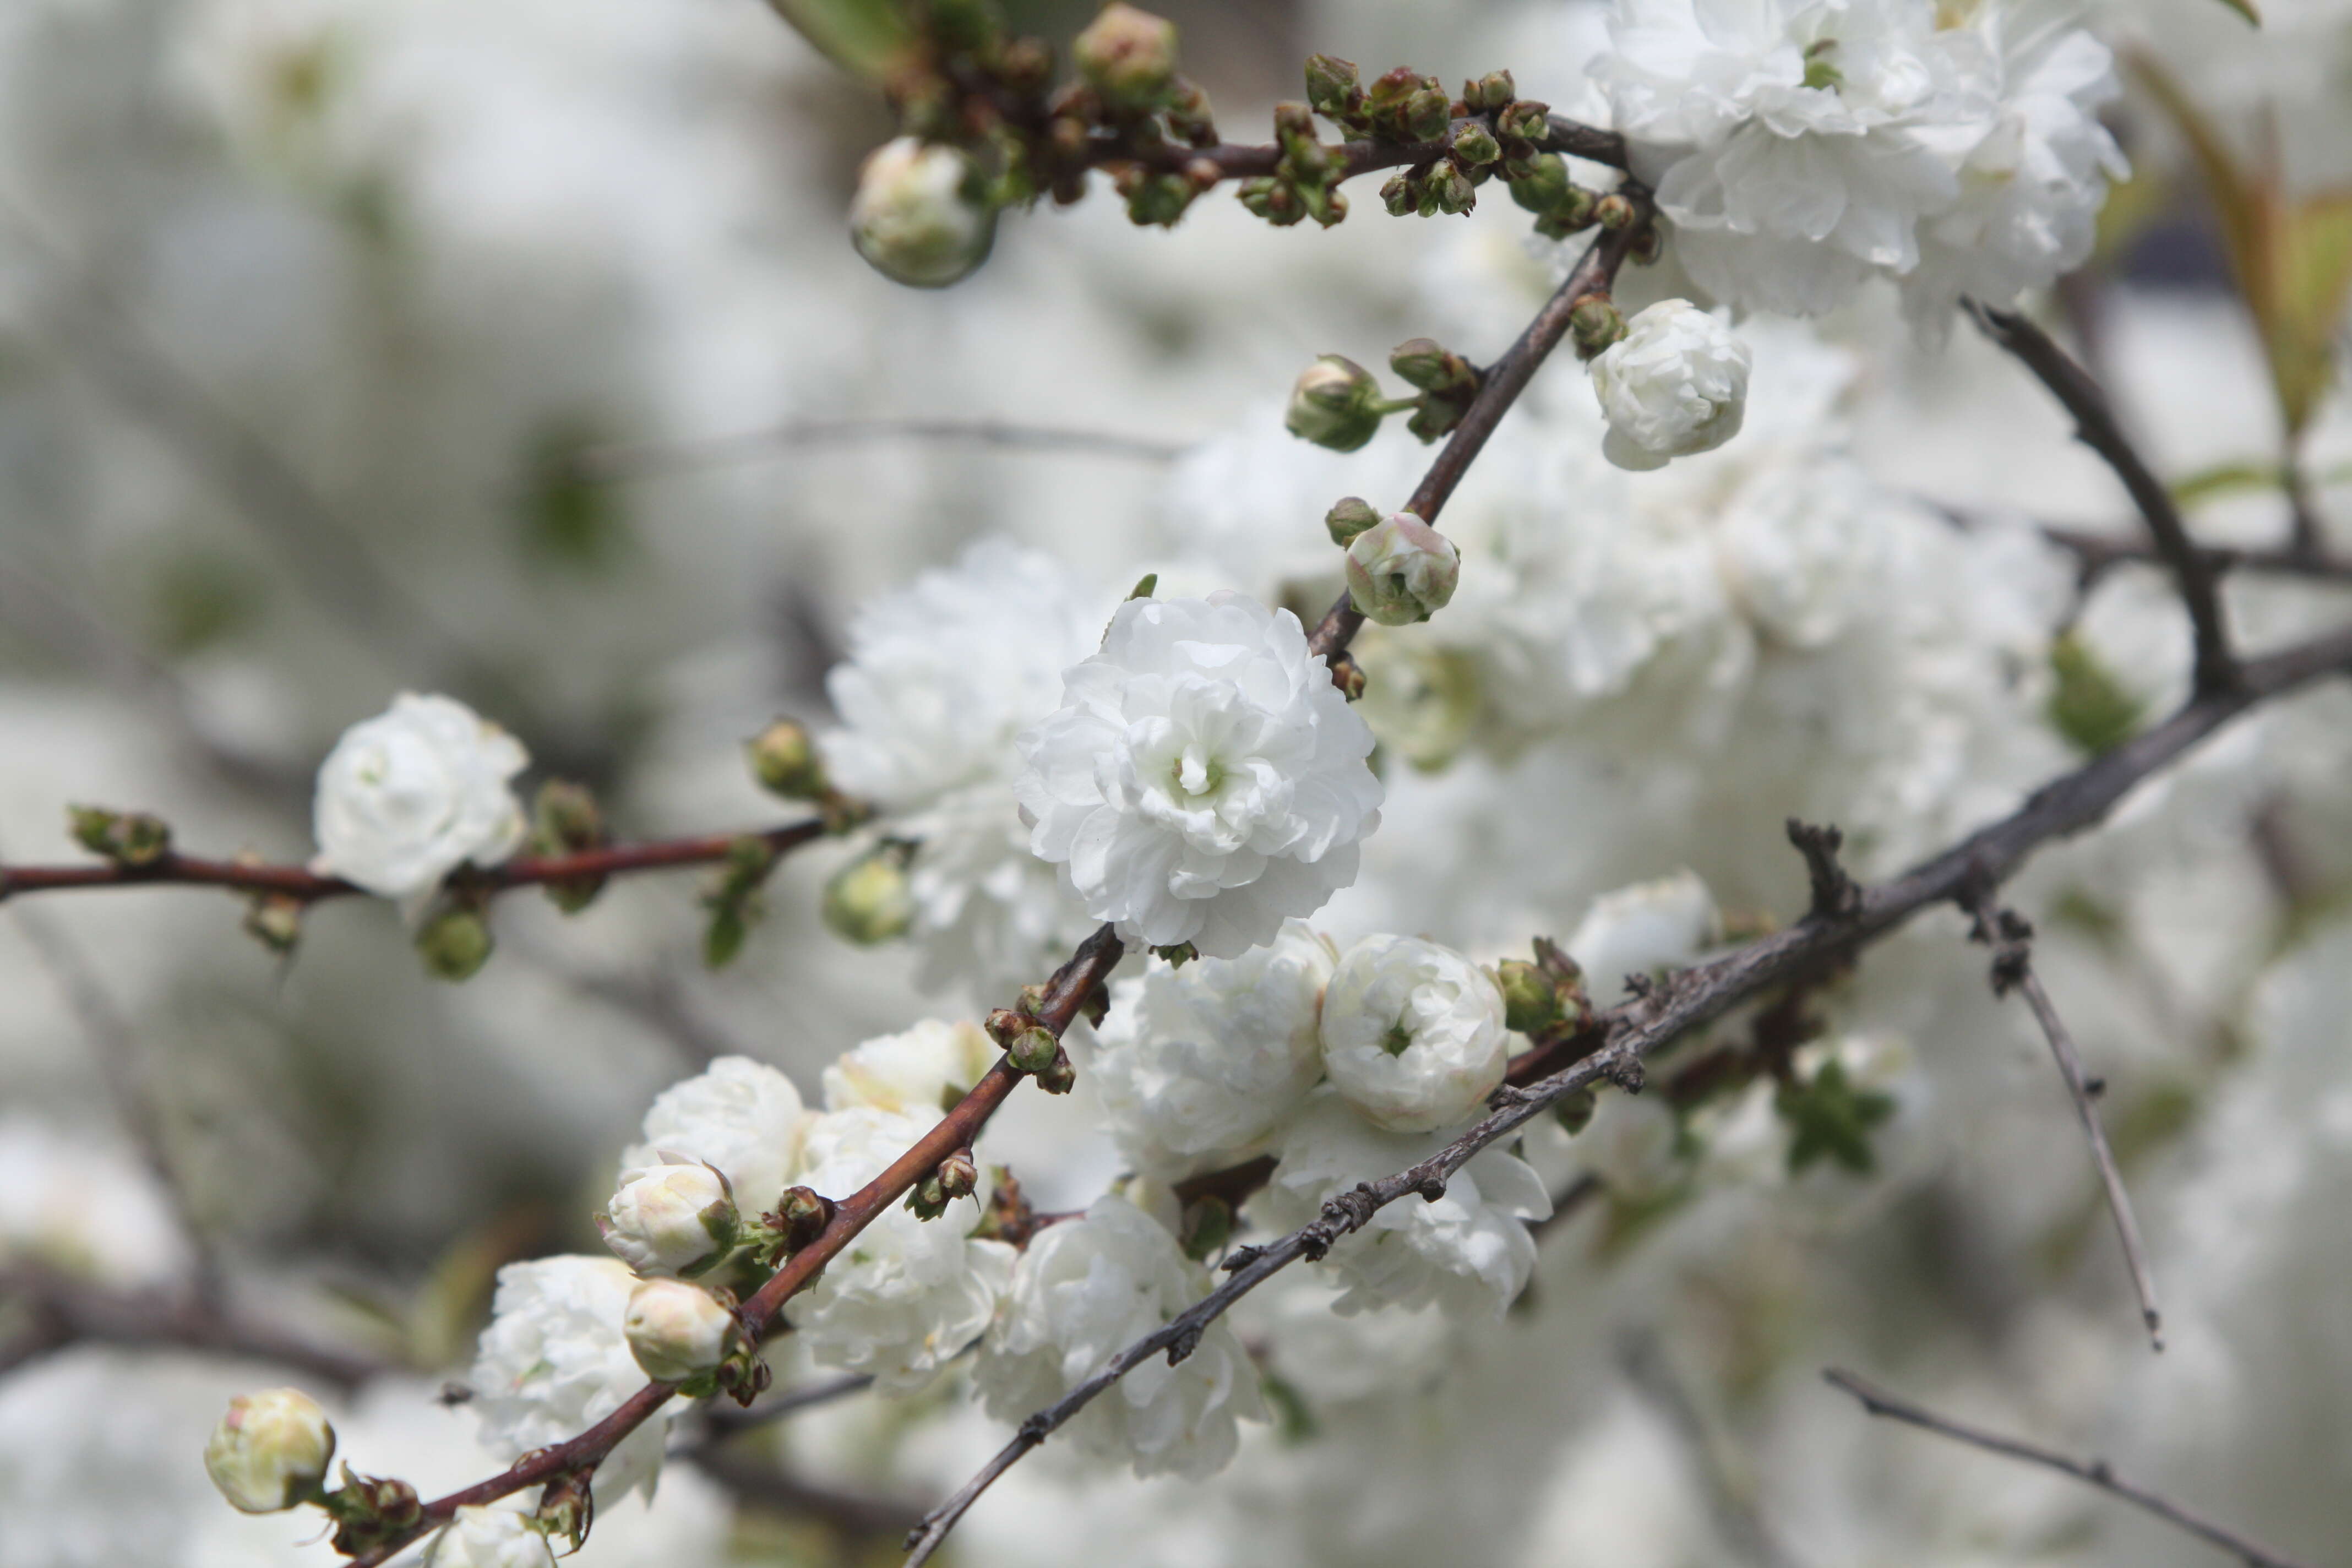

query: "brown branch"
(0, 819), (829, 906)
(688, 1445), (926, 1538)
(1967, 303), (2236, 697)
(698, 1370), (875, 1438)
(902, 616), (2352, 1564)
(2037, 524), (2352, 587)
(1822, 1369), (2316, 1568)
(0, 1265), (388, 1390)
(345, 923), (1126, 1566)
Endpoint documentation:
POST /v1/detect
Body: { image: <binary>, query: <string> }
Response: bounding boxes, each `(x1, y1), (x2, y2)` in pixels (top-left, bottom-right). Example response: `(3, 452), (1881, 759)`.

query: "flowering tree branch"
(1961, 895), (2163, 1352)
(1822, 1369), (2316, 1568)
(903, 614), (2352, 1562)
(1967, 302), (2237, 698)
(0, 819), (830, 905)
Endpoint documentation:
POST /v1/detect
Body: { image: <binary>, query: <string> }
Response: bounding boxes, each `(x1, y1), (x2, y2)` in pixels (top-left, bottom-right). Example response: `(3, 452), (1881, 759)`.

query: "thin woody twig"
(0, 818), (830, 906)
(1822, 1368), (2316, 1568)
(568, 418), (1191, 483)
(1963, 899), (2163, 1352)
(0, 1265), (387, 1391)
(902, 617), (2352, 1564)
(1967, 303), (2237, 698)
(343, 923), (1128, 1566)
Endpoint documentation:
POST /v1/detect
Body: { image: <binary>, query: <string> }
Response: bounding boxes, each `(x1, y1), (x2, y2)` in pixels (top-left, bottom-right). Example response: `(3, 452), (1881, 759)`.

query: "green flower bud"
(1509, 151), (1572, 214)
(1401, 86), (1452, 144)
(243, 892), (304, 956)
(1389, 336), (1471, 393)
(68, 805), (171, 867)
(1570, 293), (1627, 357)
(1380, 171), (1415, 217)
(1496, 99), (1550, 141)
(1494, 959), (1561, 1035)
(850, 138), (997, 289)
(822, 845), (914, 945)
(1554, 1087), (1597, 1135)
(1428, 161), (1476, 215)
(747, 718), (826, 800)
(1325, 495), (1381, 547)
(1304, 54), (1362, 118)
(1284, 355), (1386, 452)
(416, 906), (492, 981)
(1008, 1025), (1060, 1074)
(1364, 66), (1422, 116)
(1464, 70), (1515, 112)
(1073, 3), (1179, 111)
(1594, 192), (1636, 231)
(1450, 121), (1501, 166)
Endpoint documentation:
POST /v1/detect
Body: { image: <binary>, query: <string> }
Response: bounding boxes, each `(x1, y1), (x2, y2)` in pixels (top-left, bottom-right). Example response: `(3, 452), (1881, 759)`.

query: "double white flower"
(1589, 301), (1753, 471)
(311, 693), (527, 902)
(1015, 594), (1383, 959)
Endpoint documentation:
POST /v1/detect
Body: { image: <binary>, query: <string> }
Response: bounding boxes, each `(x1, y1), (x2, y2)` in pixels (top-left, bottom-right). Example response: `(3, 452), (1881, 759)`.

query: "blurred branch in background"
(564, 416), (1190, 485)
(1823, 1369), (2316, 1568)
(0, 1264), (388, 1389)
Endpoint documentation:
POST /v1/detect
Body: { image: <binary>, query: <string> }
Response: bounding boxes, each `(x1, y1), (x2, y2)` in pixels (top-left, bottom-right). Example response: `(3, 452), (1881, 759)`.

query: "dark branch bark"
(1967, 303), (2236, 697)
(1823, 1369), (2315, 1568)
(0, 819), (829, 905)
(0, 1266), (387, 1390)
(687, 1446), (925, 1537)
(568, 418), (1190, 484)
(903, 618), (2352, 1563)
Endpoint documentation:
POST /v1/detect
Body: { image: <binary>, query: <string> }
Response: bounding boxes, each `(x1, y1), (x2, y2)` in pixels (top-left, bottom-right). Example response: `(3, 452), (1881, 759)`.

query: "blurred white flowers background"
(3, 0), (2351, 1565)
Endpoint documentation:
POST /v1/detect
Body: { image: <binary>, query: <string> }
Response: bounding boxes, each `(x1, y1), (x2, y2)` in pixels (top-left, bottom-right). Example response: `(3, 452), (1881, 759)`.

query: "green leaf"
(2169, 458), (2283, 507)
(764, 0), (919, 81)
(2209, 0), (2260, 24)
(2046, 632), (2146, 758)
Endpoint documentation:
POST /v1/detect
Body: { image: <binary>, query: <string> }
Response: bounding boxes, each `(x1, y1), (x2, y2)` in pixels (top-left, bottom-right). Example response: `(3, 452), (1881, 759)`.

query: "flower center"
(1171, 745), (1225, 800)
(1380, 1020), (1415, 1057)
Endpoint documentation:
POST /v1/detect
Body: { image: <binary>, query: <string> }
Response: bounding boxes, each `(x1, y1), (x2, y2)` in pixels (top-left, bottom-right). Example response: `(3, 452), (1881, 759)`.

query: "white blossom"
(1246, 1093), (1551, 1319)
(782, 1107), (1015, 1392)
(825, 538), (1107, 992)
(848, 137), (996, 289)
(1091, 920), (1338, 1178)
(977, 1194), (1264, 1478)
(1015, 593), (1383, 959)
(1589, 301), (1752, 471)
(1902, 3), (2129, 335)
(310, 693), (527, 902)
(467, 1256), (669, 1500)
(821, 1018), (997, 1121)
(621, 1056), (810, 1221)
(598, 1155), (737, 1278)
(622, 1277), (736, 1382)
(0, 1114), (190, 1289)
(202, 1389), (334, 1513)
(1319, 935), (1511, 1134)
(425, 1507), (556, 1568)
(1593, 0), (2123, 328)
(1566, 870), (1722, 1008)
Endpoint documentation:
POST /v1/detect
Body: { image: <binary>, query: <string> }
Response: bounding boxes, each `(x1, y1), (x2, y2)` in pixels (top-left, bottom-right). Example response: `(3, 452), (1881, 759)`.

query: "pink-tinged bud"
(204, 1388), (335, 1513)
(1344, 513), (1461, 625)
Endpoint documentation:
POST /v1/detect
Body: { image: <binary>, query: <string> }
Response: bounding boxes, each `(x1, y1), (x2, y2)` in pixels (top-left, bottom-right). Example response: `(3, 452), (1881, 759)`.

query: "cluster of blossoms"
(1594, 0), (2128, 331)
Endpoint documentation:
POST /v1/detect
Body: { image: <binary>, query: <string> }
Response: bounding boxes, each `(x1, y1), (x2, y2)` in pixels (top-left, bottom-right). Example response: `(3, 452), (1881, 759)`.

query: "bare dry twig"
(1822, 1369), (2316, 1568)
(1962, 897), (2163, 1352)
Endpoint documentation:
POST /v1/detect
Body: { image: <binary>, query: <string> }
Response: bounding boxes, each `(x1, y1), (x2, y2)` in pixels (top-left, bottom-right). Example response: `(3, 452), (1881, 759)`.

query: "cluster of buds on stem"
(906, 1145), (979, 1220)
(987, 1006), (1076, 1095)
(1237, 101), (1347, 228)
(530, 778), (607, 913)
(747, 1184), (835, 1269)
(203, 1389), (443, 1558)
(1506, 151), (1600, 238)
(1069, 5), (1220, 227)
(1389, 336), (1479, 442)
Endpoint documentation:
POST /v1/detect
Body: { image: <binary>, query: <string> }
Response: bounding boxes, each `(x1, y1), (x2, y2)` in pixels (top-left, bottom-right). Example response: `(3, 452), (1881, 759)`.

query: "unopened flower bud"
(1569, 293), (1627, 357)
(1304, 53), (1361, 117)
(822, 845), (914, 945)
(1401, 86), (1452, 143)
(426, 1506), (557, 1568)
(1033, 1045), (1078, 1095)
(1345, 513), (1461, 626)
(530, 780), (607, 914)
(1494, 959), (1561, 1035)
(622, 1278), (737, 1383)
(1120, 169), (1195, 227)
(1328, 650), (1368, 703)
(1509, 151), (1571, 214)
(747, 718), (825, 800)
(1074, 3), (1179, 110)
(599, 1156), (738, 1277)
(416, 905), (493, 982)
(984, 1007), (1029, 1047)
(1365, 66), (1422, 115)
(1450, 122), (1500, 166)
(1380, 171), (1415, 217)
(1284, 355), (1386, 452)
(1594, 192), (1635, 230)
(204, 1388), (335, 1513)
(935, 1147), (978, 1200)
(69, 805), (172, 867)
(771, 1184), (832, 1251)
(1389, 337), (1472, 394)
(849, 138), (997, 290)
(1325, 495), (1380, 546)
(1589, 300), (1751, 471)
(1496, 99), (1550, 141)
(244, 892), (304, 955)
(1428, 161), (1476, 214)
(535, 1473), (592, 1556)
(1008, 1025), (1060, 1074)
(1553, 1086), (1598, 1135)
(1464, 69), (1515, 112)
